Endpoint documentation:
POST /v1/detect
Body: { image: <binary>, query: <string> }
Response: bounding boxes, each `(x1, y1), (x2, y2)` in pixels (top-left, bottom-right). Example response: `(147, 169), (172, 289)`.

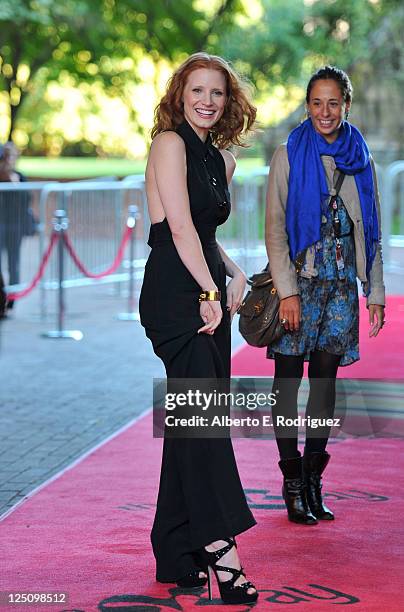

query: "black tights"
(271, 351), (341, 459)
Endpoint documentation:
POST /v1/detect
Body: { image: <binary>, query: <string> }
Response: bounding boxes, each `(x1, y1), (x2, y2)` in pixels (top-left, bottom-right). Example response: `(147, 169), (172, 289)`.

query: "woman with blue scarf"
(265, 66), (385, 526)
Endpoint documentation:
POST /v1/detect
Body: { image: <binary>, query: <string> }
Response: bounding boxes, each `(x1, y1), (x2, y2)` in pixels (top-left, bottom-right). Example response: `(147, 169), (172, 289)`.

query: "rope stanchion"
(42, 210), (83, 341)
(4, 205), (141, 338)
(62, 224), (133, 279)
(6, 233), (60, 302)
(116, 205), (141, 321)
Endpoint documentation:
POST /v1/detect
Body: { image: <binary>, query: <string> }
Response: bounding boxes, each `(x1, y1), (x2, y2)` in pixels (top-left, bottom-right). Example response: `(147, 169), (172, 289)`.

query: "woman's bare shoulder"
(147, 132), (186, 181)
(150, 131), (185, 156)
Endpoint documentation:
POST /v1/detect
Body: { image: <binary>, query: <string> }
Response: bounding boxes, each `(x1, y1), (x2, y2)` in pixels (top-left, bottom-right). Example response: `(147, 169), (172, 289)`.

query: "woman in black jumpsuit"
(139, 53), (258, 605)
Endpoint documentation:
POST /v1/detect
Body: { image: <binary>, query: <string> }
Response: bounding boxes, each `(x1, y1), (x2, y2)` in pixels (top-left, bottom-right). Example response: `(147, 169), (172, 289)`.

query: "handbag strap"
(328, 169), (346, 214)
(333, 169), (345, 196)
(298, 171), (345, 268)
(329, 170), (347, 240)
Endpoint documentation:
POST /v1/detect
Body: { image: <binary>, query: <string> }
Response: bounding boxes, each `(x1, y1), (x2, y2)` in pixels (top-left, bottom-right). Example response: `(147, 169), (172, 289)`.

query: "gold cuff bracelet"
(199, 290), (221, 303)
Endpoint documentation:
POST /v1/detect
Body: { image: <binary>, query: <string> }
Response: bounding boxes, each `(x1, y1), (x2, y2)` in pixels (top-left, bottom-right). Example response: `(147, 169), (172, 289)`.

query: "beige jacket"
(265, 144), (385, 307)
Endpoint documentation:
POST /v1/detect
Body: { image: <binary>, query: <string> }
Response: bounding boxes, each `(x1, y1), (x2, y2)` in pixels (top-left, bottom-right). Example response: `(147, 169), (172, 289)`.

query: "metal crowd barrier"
(1, 161), (403, 319)
(98, 162), (404, 276)
(222, 167), (269, 276)
(382, 161), (404, 270)
(123, 168), (270, 277)
(37, 178), (146, 317)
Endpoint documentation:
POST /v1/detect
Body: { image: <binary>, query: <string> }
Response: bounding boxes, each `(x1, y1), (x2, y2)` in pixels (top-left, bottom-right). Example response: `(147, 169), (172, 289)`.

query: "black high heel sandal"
(199, 538), (258, 605)
(176, 570), (207, 588)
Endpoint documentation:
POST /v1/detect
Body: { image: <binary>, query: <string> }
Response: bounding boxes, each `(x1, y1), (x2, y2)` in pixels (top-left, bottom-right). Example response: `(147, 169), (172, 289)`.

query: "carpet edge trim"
(0, 407), (152, 522)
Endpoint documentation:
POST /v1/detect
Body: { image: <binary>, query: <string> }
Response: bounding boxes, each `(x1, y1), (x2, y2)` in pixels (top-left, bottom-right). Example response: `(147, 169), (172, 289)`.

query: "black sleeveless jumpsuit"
(139, 119), (255, 582)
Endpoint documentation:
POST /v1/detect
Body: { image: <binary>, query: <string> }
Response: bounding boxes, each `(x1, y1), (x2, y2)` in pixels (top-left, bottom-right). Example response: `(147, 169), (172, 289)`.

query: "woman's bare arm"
(149, 131), (218, 292)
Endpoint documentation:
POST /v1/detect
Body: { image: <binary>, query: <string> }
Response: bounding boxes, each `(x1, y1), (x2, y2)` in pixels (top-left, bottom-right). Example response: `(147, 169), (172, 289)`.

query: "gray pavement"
(1, 248), (403, 518)
(0, 283), (165, 517)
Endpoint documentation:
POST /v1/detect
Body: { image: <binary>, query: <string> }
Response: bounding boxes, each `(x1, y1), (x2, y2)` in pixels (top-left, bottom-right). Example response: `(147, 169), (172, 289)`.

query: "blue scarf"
(286, 118), (379, 280)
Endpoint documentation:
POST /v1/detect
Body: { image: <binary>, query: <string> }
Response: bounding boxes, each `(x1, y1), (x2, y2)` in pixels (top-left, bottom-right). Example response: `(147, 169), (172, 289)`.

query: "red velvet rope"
(7, 232), (60, 301)
(6, 225), (133, 302)
(62, 225), (133, 279)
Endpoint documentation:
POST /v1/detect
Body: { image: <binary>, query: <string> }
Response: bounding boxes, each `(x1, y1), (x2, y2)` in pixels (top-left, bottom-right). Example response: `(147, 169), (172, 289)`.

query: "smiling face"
(182, 68), (227, 141)
(307, 79), (351, 143)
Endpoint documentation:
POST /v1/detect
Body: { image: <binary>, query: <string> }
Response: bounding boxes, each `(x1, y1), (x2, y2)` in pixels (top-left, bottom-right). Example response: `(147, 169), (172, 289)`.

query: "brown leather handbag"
(237, 264), (283, 348)
(238, 252), (306, 348)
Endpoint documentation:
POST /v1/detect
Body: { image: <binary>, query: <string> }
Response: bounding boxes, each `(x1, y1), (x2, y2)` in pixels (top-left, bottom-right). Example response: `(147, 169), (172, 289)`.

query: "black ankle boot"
(278, 455), (317, 525)
(303, 451), (334, 520)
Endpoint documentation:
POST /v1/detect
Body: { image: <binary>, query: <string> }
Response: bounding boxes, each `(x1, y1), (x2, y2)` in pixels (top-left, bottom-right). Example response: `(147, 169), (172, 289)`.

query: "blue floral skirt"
(267, 277), (359, 366)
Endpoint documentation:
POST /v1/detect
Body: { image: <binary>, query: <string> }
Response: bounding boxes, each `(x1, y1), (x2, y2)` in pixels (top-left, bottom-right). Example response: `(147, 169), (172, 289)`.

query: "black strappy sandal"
(199, 538), (258, 605)
(176, 570), (207, 588)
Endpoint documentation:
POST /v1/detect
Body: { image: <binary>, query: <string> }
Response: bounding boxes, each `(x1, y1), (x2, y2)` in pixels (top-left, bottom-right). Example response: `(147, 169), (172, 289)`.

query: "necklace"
(201, 150), (230, 209)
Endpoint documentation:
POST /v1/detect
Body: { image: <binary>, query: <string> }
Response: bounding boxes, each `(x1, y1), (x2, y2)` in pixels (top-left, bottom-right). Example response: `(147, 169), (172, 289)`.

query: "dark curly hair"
(306, 65), (353, 104)
(151, 52), (256, 149)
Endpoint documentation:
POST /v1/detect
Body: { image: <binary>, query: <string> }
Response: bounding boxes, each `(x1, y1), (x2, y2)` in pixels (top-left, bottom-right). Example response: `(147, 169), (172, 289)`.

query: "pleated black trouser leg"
(151, 327), (255, 582)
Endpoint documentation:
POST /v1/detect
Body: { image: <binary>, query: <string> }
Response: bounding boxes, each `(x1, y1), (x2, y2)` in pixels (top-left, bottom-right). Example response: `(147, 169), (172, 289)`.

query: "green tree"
(0, 0), (243, 141)
(219, 0), (403, 95)
(218, 0), (403, 157)
(219, 0), (306, 91)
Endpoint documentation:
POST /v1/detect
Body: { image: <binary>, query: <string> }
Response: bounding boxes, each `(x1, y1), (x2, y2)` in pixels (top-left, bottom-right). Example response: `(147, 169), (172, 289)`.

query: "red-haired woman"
(140, 53), (258, 604)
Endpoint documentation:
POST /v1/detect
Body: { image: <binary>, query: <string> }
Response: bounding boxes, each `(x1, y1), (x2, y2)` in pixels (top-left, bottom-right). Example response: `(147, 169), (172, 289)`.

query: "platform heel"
(200, 538), (258, 605)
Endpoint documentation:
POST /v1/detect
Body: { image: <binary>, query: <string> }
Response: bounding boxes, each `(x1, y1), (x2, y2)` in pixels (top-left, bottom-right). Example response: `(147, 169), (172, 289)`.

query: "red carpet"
(232, 296), (404, 379)
(1, 412), (403, 611)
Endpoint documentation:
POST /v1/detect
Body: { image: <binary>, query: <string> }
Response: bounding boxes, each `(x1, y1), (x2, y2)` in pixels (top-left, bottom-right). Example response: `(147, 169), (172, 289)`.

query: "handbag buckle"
(254, 300), (264, 314)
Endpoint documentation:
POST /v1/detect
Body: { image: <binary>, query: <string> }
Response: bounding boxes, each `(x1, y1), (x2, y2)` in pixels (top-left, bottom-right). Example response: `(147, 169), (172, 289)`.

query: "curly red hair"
(151, 52), (256, 148)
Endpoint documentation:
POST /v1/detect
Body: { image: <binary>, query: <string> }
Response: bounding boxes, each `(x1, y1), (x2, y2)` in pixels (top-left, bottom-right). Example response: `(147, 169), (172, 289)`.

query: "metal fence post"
(116, 205), (140, 321)
(42, 210), (83, 340)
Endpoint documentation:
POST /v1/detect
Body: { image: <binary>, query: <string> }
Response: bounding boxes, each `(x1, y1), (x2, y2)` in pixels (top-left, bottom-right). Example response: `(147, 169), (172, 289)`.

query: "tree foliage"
(219, 0), (403, 92)
(0, 0), (402, 154)
(0, 0), (243, 141)
(218, 0), (404, 155)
